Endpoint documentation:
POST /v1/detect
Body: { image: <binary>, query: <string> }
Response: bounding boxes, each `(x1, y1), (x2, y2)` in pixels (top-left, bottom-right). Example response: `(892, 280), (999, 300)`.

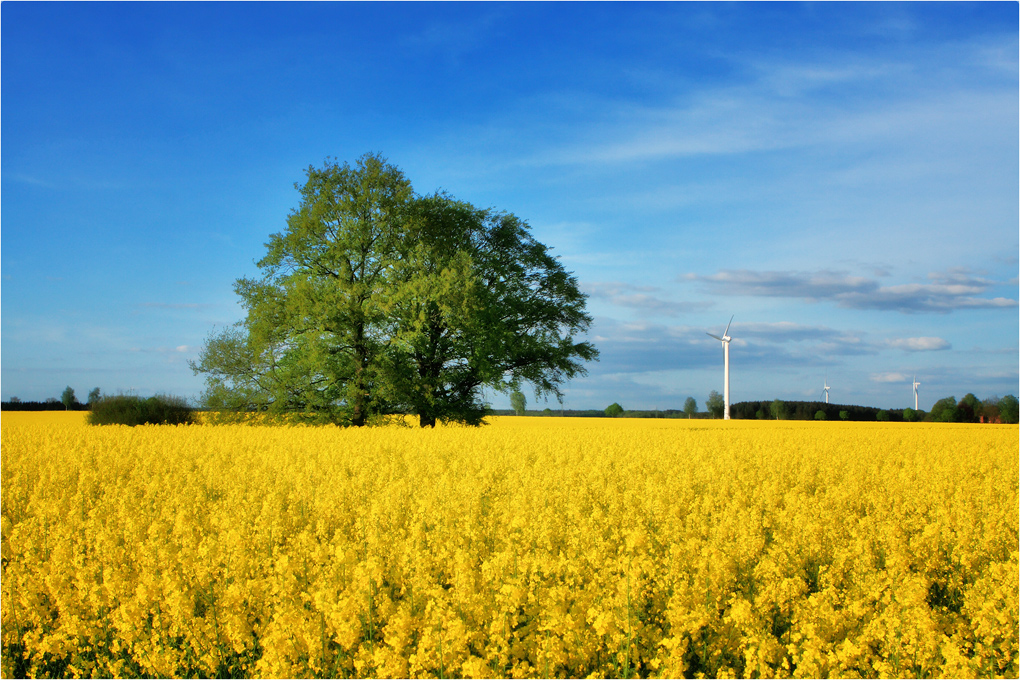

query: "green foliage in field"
(604, 402), (623, 418)
(87, 395), (195, 426)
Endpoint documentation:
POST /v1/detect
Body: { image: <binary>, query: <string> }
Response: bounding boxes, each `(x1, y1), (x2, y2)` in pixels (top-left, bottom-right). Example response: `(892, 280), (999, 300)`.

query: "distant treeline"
(731, 395), (1018, 423)
(1, 400), (89, 412)
(491, 408), (694, 419)
(495, 395), (1018, 423)
(495, 405), (907, 421)
(730, 401), (889, 421)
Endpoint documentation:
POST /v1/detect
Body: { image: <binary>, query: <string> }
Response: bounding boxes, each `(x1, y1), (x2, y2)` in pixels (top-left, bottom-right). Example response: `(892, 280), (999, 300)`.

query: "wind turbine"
(912, 375), (921, 410)
(823, 376), (831, 404)
(707, 315), (734, 420)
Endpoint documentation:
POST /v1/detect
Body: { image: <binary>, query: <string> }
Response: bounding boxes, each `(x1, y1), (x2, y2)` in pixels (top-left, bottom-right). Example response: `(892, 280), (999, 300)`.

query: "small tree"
(979, 397), (1000, 423)
(60, 386), (76, 411)
(770, 399), (785, 421)
(706, 391), (724, 419)
(510, 390), (527, 416)
(930, 396), (959, 423)
(876, 410), (890, 421)
(605, 403), (624, 418)
(87, 387), (102, 407)
(902, 407), (916, 422)
(683, 397), (698, 419)
(958, 393), (980, 423)
(814, 410), (826, 420)
(839, 410), (849, 421)
(998, 395), (1019, 424)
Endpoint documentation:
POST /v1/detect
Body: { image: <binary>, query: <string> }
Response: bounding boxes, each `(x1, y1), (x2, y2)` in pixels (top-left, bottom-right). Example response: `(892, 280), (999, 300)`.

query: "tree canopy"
(683, 396), (697, 419)
(706, 391), (724, 419)
(510, 390), (527, 417)
(192, 154), (597, 427)
(60, 386), (76, 410)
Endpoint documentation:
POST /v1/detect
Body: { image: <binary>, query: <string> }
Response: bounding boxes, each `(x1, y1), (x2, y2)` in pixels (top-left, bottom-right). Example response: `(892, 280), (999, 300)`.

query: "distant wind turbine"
(823, 376), (831, 404)
(913, 375), (921, 410)
(707, 315), (734, 420)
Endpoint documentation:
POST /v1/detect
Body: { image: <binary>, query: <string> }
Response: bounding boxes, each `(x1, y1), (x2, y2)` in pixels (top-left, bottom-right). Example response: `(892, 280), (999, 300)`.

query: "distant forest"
(1, 400), (89, 412)
(493, 404), (897, 421)
(729, 401), (893, 421)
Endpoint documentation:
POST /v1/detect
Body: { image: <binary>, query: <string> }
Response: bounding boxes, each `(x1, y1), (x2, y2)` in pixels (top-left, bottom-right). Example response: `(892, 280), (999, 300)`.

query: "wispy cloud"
(139, 302), (212, 310)
(127, 345), (197, 356)
(587, 316), (885, 378)
(584, 282), (710, 317)
(871, 371), (912, 383)
(685, 267), (1017, 313)
(4, 172), (55, 188)
(526, 33), (1016, 169)
(884, 337), (951, 352)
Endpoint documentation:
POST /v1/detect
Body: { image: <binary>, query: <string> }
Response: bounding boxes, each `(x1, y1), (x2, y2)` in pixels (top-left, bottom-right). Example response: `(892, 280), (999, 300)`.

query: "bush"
(814, 410), (826, 420)
(88, 395), (195, 426)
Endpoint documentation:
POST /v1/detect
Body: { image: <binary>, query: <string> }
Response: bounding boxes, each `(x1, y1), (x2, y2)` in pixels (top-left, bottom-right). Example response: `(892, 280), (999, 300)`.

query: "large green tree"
(192, 153), (413, 426)
(192, 157), (597, 427)
(382, 193), (596, 427)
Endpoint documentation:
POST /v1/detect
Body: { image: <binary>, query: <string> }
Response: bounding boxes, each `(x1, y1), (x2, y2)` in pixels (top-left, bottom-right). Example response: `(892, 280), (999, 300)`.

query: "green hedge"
(87, 395), (195, 426)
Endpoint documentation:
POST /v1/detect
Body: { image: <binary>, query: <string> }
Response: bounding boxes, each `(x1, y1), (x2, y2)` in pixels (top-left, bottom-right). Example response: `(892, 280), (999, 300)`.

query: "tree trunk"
(351, 322), (368, 427)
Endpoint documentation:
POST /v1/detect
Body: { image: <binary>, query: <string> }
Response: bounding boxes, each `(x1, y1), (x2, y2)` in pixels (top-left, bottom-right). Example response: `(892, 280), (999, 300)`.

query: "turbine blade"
(706, 333), (724, 341)
(724, 315), (733, 337)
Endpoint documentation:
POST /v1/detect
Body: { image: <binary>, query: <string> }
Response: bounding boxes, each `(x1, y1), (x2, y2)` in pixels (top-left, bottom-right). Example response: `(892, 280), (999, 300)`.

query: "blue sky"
(2, 2), (1017, 412)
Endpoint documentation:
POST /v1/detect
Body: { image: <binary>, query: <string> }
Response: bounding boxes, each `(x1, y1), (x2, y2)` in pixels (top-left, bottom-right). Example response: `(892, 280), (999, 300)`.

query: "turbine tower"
(823, 376), (831, 404)
(707, 315), (734, 420)
(912, 375), (921, 410)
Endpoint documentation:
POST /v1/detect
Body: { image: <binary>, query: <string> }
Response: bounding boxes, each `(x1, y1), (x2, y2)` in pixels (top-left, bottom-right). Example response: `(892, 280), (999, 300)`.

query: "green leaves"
(192, 155), (597, 427)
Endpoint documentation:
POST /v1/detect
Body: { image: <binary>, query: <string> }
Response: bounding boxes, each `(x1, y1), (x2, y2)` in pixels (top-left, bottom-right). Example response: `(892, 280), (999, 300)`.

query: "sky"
(2, 2), (1018, 412)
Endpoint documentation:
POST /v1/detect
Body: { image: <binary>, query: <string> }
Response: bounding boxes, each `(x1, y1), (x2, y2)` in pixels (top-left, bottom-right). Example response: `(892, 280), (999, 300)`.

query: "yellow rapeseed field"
(1, 412), (1017, 678)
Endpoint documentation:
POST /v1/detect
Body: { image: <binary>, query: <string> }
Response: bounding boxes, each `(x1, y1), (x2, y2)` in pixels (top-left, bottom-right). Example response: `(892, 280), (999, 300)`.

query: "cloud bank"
(685, 268), (1017, 313)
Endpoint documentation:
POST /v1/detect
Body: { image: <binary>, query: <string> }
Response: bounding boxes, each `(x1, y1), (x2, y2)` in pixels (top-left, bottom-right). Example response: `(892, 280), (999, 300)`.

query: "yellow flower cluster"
(2, 413), (1017, 678)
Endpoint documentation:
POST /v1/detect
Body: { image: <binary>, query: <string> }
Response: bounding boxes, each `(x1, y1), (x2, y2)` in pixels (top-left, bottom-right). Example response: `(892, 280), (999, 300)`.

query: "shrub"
(88, 395), (195, 426)
(815, 410), (826, 420)
(604, 403), (624, 418)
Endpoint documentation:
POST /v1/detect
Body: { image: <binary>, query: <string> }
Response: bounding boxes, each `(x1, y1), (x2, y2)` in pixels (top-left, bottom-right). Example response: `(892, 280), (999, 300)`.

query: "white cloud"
(871, 372), (912, 383)
(885, 337), (951, 352)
